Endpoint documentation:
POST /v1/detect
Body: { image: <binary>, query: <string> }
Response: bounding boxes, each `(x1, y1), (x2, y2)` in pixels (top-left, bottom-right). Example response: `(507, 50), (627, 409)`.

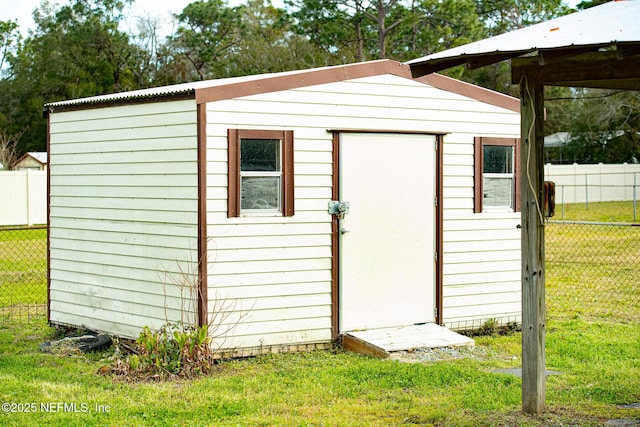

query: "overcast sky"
(0, 0), (204, 38)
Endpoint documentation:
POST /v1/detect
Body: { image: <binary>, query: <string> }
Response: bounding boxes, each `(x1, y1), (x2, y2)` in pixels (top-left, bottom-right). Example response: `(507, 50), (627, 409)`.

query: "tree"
(388, 0), (484, 63)
(367, 0), (405, 58)
(226, 0), (336, 76)
(0, 128), (26, 170)
(2, 0), (143, 153)
(575, 0), (608, 10)
(169, 0), (243, 81)
(286, 0), (361, 62)
(0, 20), (21, 78)
(546, 89), (640, 164)
(0, 20), (25, 163)
(29, 0), (138, 95)
(475, 0), (572, 35)
(287, 0), (412, 61)
(0, 0), (607, 160)
(460, 0), (572, 94)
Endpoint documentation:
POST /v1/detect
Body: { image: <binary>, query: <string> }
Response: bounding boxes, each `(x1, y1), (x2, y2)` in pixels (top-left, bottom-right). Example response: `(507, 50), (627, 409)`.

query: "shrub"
(111, 322), (216, 380)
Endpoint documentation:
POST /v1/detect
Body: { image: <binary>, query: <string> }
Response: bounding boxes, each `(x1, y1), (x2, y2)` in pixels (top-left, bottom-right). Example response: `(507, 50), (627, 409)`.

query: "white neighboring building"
(13, 152), (48, 171)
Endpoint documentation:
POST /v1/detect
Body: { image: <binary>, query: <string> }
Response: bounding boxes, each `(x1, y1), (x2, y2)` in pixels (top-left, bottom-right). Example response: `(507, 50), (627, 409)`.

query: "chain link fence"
(545, 220), (640, 323)
(1, 217), (638, 327)
(0, 226), (47, 324)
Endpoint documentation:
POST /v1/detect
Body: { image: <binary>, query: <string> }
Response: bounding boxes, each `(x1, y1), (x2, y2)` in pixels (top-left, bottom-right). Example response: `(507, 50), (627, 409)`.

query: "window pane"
(241, 177), (280, 210)
(483, 145), (513, 174)
(241, 139), (280, 172)
(483, 177), (513, 207)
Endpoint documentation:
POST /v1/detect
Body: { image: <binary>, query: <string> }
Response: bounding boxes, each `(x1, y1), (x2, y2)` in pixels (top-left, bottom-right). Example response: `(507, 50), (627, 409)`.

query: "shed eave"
(406, 0), (640, 79)
(43, 90), (197, 114)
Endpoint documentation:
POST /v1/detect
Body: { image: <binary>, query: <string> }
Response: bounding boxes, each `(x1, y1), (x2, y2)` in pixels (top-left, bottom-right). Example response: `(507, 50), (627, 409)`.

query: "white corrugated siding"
(49, 100), (199, 338)
(203, 74), (521, 349)
(440, 128), (521, 329)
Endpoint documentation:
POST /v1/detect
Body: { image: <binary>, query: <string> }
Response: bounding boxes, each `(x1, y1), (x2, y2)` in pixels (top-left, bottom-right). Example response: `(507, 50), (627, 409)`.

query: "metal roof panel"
(44, 73), (281, 108)
(406, 1), (640, 66)
(45, 60), (405, 110)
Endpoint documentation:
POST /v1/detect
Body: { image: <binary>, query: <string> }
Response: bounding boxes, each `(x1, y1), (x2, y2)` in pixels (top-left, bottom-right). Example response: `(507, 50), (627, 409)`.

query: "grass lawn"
(545, 222), (640, 322)
(0, 318), (638, 426)
(0, 227), (47, 307)
(0, 206), (638, 425)
(554, 200), (638, 223)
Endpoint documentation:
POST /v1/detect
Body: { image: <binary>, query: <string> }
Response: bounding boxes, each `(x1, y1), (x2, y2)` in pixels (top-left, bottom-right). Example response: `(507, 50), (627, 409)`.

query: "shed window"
(241, 139), (281, 210)
(228, 129), (294, 217)
(474, 137), (520, 213)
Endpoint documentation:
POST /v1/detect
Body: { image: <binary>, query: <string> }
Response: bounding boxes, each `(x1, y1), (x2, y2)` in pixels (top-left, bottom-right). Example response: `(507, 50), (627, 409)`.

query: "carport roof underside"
(406, 0), (640, 91)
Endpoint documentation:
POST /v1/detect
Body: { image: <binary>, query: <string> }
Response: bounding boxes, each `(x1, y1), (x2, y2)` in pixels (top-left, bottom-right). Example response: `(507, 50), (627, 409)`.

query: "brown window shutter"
(283, 130), (294, 217)
(227, 129), (240, 218)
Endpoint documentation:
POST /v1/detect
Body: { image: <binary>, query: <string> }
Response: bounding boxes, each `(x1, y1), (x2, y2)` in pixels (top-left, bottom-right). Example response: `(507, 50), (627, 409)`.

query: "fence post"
(634, 173), (637, 222)
(585, 174), (589, 210)
(598, 163), (603, 203)
(26, 170), (32, 226)
(573, 163), (578, 203)
(561, 185), (565, 219)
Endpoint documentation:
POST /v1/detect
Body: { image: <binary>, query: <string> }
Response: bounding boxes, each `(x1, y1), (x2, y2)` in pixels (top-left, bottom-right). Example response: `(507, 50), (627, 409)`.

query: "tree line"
(1, 0), (638, 167)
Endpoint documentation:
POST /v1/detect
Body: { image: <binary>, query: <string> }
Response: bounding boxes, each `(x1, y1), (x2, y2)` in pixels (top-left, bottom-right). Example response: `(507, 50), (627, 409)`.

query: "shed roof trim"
(406, 1), (640, 77)
(44, 60), (411, 111)
(415, 73), (520, 112)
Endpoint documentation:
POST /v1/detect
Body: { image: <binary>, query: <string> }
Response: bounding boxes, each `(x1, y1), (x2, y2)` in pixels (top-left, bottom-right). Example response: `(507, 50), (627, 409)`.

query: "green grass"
(0, 318), (638, 426)
(545, 221), (640, 322)
(0, 207), (638, 425)
(0, 227), (47, 307)
(554, 200), (639, 223)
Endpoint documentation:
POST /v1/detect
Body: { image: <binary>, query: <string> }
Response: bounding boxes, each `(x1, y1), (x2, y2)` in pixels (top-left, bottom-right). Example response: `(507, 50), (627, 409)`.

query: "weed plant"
(111, 323), (216, 380)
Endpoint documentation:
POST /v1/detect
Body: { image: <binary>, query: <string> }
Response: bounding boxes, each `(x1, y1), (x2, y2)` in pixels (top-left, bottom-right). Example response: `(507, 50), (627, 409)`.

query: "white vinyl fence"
(1, 165), (637, 226)
(545, 163), (640, 204)
(0, 170), (47, 226)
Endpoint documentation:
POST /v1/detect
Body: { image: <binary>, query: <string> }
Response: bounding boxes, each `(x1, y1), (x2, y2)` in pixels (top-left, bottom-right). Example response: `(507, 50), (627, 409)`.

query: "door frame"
(330, 130), (445, 339)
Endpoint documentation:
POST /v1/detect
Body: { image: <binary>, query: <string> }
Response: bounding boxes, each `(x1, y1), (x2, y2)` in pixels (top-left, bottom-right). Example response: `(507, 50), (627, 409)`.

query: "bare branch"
(0, 127), (26, 170)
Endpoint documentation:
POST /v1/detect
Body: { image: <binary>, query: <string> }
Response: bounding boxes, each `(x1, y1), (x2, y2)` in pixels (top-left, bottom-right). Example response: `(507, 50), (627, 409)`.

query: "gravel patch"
(618, 403), (640, 409)
(389, 345), (484, 362)
(605, 419), (640, 427)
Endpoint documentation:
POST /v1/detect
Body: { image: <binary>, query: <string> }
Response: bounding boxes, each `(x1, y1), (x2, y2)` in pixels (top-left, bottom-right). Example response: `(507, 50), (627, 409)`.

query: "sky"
(0, 0), (203, 38)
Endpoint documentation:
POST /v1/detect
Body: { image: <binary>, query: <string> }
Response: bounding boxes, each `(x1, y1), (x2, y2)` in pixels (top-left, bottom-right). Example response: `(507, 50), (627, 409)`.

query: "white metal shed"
(45, 59), (521, 356)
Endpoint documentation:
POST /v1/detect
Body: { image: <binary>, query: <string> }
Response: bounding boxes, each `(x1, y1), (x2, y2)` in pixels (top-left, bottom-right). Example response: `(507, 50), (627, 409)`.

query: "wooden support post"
(519, 76), (546, 414)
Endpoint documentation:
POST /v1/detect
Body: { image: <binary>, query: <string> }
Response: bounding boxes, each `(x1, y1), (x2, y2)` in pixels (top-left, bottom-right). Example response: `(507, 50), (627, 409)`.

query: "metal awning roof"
(406, 0), (640, 90)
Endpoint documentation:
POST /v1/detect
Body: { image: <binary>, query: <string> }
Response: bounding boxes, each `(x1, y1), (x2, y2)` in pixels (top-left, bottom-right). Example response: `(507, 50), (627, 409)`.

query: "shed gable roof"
(44, 59), (519, 114)
(45, 60), (410, 111)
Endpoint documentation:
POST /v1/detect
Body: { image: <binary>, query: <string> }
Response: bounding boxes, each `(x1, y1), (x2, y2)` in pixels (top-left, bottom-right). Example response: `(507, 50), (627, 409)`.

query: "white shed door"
(339, 133), (436, 332)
